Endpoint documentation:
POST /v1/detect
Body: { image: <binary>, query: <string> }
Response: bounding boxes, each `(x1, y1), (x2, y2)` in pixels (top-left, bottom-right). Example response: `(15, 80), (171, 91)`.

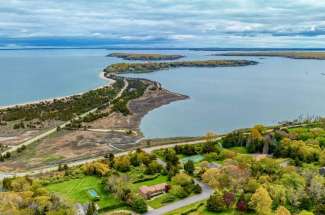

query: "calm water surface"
(1, 49), (325, 138)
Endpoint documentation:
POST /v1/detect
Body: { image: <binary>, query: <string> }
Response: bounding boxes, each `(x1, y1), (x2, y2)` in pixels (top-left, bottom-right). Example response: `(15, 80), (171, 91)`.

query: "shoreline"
(0, 72), (114, 110)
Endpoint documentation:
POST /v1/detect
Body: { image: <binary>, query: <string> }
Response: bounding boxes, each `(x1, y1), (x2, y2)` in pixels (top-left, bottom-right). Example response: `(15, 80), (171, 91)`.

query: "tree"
(170, 185), (189, 199)
(202, 168), (220, 188)
(247, 127), (264, 153)
(107, 153), (115, 168)
(86, 202), (97, 215)
(184, 160), (195, 175)
(145, 160), (162, 175)
(237, 198), (248, 212)
(172, 173), (193, 187)
(128, 194), (147, 213)
(275, 206), (291, 215)
(223, 131), (246, 148)
(163, 148), (179, 165)
(193, 184), (202, 194)
(105, 175), (131, 201)
(207, 190), (226, 212)
(83, 162), (109, 176)
(223, 191), (236, 208)
(249, 187), (272, 215)
(114, 155), (130, 172)
(205, 131), (217, 143)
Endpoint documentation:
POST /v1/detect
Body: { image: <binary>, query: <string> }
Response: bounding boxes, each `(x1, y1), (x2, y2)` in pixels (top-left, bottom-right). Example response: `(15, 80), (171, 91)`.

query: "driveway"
(144, 180), (213, 215)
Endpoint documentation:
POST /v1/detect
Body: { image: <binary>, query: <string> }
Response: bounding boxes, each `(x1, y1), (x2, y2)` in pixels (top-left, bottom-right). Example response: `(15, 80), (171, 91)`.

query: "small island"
(107, 52), (184, 61)
(215, 51), (325, 60)
(104, 59), (258, 75)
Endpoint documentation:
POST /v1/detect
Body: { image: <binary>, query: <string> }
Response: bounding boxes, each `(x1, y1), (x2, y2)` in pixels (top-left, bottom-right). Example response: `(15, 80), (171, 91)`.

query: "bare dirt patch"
(0, 86), (187, 171)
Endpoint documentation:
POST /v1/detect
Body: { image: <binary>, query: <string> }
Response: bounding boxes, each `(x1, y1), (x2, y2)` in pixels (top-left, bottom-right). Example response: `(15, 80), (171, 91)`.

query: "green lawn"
(46, 176), (124, 209)
(130, 175), (168, 192)
(147, 193), (169, 208)
(229, 146), (248, 154)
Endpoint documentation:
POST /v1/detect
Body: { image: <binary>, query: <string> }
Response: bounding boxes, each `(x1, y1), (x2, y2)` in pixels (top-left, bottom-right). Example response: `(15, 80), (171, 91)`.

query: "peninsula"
(107, 52), (184, 61)
(215, 51), (325, 60)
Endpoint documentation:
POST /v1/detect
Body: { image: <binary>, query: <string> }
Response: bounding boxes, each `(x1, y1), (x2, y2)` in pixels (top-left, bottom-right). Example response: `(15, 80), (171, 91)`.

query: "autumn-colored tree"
(83, 162), (109, 176)
(202, 168), (220, 188)
(249, 187), (272, 215)
(205, 131), (217, 143)
(275, 206), (291, 215)
(114, 155), (131, 172)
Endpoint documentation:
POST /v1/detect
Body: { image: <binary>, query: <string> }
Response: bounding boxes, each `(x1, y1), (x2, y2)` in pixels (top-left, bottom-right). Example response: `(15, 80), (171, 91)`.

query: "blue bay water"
(1, 49), (325, 138)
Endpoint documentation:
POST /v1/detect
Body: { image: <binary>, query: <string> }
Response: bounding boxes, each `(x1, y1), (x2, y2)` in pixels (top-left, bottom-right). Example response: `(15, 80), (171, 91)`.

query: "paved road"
(0, 79), (128, 157)
(144, 154), (214, 215)
(0, 137), (219, 180)
(145, 180), (213, 215)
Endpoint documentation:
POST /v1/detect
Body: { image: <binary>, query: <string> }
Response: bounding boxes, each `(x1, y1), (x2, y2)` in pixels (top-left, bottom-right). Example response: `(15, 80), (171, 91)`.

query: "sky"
(1, 0), (325, 48)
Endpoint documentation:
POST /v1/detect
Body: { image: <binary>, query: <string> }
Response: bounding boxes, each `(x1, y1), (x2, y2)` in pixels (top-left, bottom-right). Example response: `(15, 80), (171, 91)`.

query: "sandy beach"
(0, 72), (114, 110)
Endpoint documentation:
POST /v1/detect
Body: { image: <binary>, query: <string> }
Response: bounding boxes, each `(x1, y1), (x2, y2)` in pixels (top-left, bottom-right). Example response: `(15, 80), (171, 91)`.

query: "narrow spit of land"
(107, 52), (184, 61)
(104, 59), (258, 75)
(215, 51), (325, 60)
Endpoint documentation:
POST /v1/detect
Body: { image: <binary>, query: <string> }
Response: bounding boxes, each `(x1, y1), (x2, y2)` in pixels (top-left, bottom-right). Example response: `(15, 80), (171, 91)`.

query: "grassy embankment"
(216, 51), (325, 60)
(107, 53), (184, 61)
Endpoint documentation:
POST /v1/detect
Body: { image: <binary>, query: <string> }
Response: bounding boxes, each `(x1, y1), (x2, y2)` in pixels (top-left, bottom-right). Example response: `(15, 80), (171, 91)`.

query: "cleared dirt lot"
(0, 86), (187, 171)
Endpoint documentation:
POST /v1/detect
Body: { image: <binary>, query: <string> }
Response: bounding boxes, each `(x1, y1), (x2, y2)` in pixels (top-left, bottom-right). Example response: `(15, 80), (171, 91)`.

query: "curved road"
(145, 180), (213, 215)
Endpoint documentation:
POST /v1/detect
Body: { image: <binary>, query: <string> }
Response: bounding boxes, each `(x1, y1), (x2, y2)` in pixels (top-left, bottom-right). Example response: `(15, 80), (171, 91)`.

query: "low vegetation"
(107, 52), (184, 61)
(0, 79), (124, 127)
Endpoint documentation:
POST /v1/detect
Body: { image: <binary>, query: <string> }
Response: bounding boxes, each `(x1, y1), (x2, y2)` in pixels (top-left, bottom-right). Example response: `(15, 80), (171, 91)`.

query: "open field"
(46, 176), (124, 209)
(107, 53), (184, 61)
(216, 51), (325, 60)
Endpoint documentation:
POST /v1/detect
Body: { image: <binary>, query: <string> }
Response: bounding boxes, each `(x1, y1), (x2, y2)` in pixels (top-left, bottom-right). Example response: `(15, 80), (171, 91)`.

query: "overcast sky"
(1, 0), (325, 48)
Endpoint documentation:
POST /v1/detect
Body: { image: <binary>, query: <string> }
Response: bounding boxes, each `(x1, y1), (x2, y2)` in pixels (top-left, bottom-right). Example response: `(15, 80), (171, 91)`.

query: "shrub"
(127, 194), (147, 213)
(184, 160), (195, 175)
(172, 173), (193, 187)
(114, 156), (131, 172)
(207, 190), (226, 212)
(161, 194), (176, 203)
(170, 185), (188, 199)
(83, 162), (109, 176)
(193, 184), (202, 194)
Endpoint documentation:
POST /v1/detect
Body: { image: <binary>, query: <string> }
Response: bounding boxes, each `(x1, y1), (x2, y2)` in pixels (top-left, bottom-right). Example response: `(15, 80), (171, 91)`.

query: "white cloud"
(0, 0), (324, 47)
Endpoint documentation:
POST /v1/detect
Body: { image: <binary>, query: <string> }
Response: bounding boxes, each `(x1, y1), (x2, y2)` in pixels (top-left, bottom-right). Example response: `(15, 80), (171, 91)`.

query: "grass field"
(46, 176), (124, 209)
(130, 175), (168, 192)
(229, 146), (248, 154)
